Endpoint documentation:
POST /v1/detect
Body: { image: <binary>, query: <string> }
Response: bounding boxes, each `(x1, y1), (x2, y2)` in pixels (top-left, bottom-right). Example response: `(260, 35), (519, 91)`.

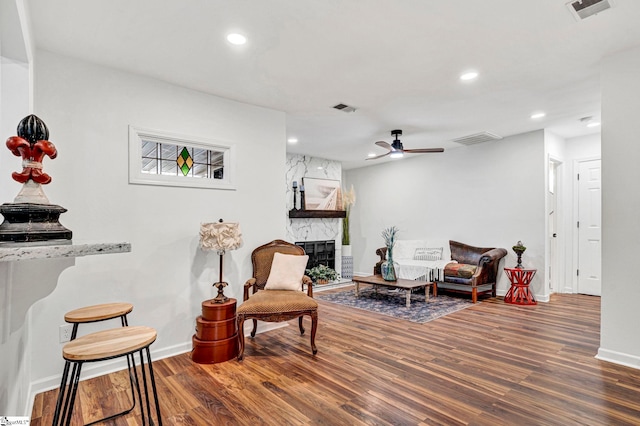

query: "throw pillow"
(414, 247), (443, 261)
(265, 252), (309, 291)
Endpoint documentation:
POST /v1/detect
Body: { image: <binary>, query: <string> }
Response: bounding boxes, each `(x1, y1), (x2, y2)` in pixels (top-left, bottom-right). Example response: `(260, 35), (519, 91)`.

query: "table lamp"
(199, 219), (243, 303)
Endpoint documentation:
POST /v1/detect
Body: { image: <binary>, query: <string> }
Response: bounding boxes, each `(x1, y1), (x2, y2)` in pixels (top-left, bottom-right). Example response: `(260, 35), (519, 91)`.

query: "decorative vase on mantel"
(381, 246), (399, 281)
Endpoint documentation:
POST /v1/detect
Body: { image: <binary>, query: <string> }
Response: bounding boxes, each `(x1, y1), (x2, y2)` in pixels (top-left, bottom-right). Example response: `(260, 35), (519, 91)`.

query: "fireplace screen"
(295, 240), (335, 270)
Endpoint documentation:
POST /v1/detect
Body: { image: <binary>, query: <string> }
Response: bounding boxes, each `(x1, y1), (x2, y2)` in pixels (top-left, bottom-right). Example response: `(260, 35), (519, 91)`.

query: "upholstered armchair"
(439, 240), (507, 303)
(236, 239), (318, 360)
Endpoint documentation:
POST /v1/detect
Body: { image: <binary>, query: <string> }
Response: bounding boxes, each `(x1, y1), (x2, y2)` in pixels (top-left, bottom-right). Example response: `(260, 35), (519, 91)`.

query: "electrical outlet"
(59, 324), (73, 343)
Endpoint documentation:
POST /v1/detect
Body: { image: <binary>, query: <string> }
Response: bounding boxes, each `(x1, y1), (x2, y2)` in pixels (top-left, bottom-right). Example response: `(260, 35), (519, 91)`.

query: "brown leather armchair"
(439, 240), (507, 303)
(236, 240), (318, 360)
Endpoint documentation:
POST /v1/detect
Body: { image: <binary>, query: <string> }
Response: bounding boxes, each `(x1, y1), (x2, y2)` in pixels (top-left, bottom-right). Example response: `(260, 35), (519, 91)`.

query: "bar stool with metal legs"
(64, 302), (134, 340)
(54, 303), (136, 425)
(53, 326), (162, 425)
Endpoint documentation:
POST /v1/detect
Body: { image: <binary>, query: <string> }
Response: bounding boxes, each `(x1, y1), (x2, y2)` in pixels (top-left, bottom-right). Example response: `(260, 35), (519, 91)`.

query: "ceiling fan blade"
(403, 148), (445, 153)
(374, 141), (393, 151)
(366, 151), (391, 160)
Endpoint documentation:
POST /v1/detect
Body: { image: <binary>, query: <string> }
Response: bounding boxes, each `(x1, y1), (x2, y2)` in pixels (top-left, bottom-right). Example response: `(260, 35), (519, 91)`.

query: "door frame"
(547, 155), (564, 296)
(571, 156), (601, 294)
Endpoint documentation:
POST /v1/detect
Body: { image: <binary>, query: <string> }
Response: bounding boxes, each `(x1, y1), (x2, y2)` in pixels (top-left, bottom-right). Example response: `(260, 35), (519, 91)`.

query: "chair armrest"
(374, 247), (387, 275)
(303, 275), (313, 297)
(479, 248), (508, 265)
(244, 278), (257, 301)
(470, 248), (508, 285)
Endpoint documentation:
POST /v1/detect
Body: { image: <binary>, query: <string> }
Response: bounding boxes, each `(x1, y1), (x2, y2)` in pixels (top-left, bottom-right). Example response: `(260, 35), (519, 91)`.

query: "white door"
(577, 159), (602, 295)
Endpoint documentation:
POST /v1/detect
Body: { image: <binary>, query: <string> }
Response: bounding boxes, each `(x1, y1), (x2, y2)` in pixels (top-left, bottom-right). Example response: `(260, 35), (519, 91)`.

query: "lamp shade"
(200, 221), (243, 252)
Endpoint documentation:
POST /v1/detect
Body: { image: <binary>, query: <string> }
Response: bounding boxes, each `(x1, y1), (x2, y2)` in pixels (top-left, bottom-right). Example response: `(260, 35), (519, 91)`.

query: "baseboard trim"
(596, 348), (640, 370)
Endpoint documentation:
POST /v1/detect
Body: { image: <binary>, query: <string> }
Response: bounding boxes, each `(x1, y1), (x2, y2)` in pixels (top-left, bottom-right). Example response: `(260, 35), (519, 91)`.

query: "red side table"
(503, 268), (537, 305)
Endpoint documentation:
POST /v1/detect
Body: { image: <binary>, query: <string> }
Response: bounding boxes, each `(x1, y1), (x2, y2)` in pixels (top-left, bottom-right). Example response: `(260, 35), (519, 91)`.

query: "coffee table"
(352, 275), (437, 308)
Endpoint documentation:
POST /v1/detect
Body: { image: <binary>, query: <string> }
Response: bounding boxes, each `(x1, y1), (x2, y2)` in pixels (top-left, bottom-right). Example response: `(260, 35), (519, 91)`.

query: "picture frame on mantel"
(302, 177), (342, 211)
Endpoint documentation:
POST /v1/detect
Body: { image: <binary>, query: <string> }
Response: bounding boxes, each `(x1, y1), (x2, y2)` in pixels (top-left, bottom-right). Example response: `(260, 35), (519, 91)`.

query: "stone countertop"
(0, 240), (131, 262)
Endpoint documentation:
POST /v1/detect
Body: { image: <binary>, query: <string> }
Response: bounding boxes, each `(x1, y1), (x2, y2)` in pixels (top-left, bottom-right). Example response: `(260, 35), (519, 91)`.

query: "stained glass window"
(129, 126), (234, 190)
(140, 140), (224, 180)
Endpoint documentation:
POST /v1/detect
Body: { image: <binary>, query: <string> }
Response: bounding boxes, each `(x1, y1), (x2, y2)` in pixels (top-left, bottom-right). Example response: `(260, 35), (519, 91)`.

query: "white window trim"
(128, 126), (236, 190)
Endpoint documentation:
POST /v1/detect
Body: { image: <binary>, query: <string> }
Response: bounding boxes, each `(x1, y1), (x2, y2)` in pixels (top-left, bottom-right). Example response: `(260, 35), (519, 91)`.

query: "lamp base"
(211, 281), (229, 304)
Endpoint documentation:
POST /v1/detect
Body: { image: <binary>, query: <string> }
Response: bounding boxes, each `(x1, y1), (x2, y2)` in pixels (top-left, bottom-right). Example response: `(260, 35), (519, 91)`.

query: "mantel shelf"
(289, 209), (346, 219)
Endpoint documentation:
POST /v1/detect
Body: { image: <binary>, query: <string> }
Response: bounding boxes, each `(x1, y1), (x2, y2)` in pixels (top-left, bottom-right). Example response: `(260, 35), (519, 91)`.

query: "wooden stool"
(53, 326), (162, 426)
(64, 302), (134, 340)
(57, 303), (135, 424)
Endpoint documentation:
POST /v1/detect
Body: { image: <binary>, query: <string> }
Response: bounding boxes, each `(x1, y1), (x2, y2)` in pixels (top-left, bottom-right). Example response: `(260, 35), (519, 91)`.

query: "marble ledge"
(0, 240), (131, 262)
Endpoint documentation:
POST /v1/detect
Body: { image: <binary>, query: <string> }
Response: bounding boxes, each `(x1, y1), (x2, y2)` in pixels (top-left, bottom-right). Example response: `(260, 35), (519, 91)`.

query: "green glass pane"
(179, 147), (190, 160)
(180, 163), (190, 176)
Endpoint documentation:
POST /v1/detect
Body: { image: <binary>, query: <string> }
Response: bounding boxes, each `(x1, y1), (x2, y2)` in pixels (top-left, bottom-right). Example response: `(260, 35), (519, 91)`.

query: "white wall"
(21, 50), (287, 399)
(344, 131), (547, 297)
(0, 0), (35, 416)
(598, 45), (640, 368)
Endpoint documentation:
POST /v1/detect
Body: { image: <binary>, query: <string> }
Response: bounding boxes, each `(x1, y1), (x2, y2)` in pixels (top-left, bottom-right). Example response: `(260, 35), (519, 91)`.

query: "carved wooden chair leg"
(472, 287), (478, 304)
(310, 311), (318, 355)
(298, 316), (305, 335)
(237, 315), (246, 361)
(250, 319), (258, 338)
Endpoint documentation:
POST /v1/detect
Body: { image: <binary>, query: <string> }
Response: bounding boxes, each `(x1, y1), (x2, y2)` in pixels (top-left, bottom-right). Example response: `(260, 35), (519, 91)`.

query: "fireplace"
(295, 240), (335, 270)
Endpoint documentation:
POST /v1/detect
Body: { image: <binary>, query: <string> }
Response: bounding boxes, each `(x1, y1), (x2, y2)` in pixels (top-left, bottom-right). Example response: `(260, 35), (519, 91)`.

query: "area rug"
(315, 287), (475, 323)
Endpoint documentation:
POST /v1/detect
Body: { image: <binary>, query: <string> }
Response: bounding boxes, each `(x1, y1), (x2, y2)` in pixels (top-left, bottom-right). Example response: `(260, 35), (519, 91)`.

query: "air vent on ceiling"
(452, 131), (503, 146)
(333, 103), (357, 113)
(566, 0), (614, 21)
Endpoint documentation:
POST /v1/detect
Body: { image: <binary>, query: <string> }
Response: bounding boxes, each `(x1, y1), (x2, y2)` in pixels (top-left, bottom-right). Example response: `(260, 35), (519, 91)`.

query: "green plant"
(341, 185), (356, 245)
(512, 241), (526, 253)
(381, 226), (399, 249)
(305, 264), (339, 283)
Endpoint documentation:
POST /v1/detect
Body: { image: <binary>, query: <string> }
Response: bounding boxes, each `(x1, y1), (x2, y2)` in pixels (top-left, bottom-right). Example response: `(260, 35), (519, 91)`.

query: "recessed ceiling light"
(581, 116), (601, 128)
(287, 138), (298, 144)
(367, 153), (376, 158)
(460, 71), (478, 81)
(531, 112), (546, 119)
(317, 166), (323, 170)
(226, 33), (247, 45)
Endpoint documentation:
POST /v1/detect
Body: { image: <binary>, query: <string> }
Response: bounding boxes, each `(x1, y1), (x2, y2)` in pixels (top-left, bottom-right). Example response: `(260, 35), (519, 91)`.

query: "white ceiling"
(25, 0), (640, 169)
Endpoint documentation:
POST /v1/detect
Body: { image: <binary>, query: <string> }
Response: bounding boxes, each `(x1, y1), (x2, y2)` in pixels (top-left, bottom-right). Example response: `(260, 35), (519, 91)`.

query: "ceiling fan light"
(390, 151), (404, 159)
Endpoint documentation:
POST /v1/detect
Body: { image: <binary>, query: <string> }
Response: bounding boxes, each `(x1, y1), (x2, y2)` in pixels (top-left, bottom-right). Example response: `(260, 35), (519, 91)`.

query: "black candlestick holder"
(291, 184), (298, 210)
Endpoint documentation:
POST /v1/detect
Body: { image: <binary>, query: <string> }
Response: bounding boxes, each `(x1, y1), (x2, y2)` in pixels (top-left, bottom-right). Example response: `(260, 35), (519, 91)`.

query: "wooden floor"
(31, 290), (640, 425)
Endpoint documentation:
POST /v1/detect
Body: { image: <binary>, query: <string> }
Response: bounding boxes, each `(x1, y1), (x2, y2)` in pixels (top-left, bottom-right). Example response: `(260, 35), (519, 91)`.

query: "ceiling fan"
(367, 129), (444, 160)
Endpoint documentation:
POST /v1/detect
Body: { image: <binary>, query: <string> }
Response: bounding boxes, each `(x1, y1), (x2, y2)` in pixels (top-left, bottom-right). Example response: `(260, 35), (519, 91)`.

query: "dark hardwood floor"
(31, 289), (640, 425)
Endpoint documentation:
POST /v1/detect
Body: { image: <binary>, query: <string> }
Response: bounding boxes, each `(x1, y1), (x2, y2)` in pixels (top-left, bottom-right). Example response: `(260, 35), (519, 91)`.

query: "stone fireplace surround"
(286, 154), (345, 277)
